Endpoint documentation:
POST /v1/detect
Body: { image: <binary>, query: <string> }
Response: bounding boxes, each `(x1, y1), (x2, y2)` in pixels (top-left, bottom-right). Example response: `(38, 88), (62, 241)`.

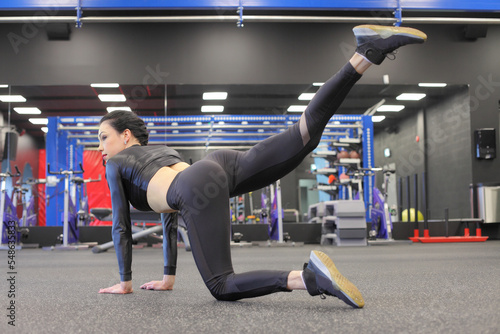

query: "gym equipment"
(311, 115), (373, 207)
(369, 168), (396, 240)
(258, 183), (292, 244)
(43, 163), (93, 250)
(90, 208), (191, 253)
(0, 165), (23, 248)
(311, 165), (403, 246)
(232, 232), (244, 243)
(402, 174), (421, 242)
(269, 180), (288, 243)
(402, 173), (488, 243)
(470, 183), (500, 223)
(92, 225), (163, 253)
(337, 150), (349, 160)
(260, 185), (276, 240)
(13, 164), (40, 229)
(349, 150), (360, 159)
(401, 208), (424, 222)
(260, 188), (269, 227)
(417, 208), (488, 243)
(230, 195), (245, 223)
(309, 200), (367, 247)
(69, 174), (101, 227)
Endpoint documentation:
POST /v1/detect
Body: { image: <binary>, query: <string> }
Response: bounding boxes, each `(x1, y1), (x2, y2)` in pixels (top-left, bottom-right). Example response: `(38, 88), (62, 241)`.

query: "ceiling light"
(418, 83), (447, 87)
(14, 107), (41, 114)
(98, 94), (126, 102)
(372, 115), (386, 122)
(287, 105), (307, 112)
(312, 82), (324, 86)
(91, 83), (120, 88)
(0, 85), (8, 88)
(29, 118), (48, 125)
(377, 105), (405, 112)
(201, 105), (224, 113)
(396, 93), (426, 101)
(298, 93), (315, 101)
(107, 106), (132, 112)
(0, 95), (26, 102)
(41, 127), (48, 133)
(203, 92), (228, 100)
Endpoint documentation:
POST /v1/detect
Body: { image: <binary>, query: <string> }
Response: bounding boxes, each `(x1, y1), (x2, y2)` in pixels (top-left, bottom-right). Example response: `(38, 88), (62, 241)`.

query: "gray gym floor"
(2, 241), (499, 334)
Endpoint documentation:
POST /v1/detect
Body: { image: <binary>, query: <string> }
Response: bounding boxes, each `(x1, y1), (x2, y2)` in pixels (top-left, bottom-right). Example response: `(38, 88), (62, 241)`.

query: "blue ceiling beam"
(1, 0), (500, 11)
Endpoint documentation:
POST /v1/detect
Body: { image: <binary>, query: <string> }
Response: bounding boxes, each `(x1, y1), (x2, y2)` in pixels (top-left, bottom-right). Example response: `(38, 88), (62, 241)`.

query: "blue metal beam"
(1, 0), (500, 11)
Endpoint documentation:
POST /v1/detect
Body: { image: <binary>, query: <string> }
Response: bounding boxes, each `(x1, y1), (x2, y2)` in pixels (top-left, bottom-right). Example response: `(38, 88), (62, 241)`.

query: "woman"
(98, 25), (427, 308)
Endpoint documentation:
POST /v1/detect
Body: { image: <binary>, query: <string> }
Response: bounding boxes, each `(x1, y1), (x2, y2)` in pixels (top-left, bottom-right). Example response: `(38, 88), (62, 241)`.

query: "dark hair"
(100, 110), (149, 146)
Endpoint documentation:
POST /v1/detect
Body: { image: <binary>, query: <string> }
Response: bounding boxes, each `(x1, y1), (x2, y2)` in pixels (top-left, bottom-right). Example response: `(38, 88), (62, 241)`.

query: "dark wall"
(1, 21), (500, 221)
(1, 22), (362, 85)
(374, 87), (472, 220)
(373, 110), (425, 214)
(424, 87), (472, 219)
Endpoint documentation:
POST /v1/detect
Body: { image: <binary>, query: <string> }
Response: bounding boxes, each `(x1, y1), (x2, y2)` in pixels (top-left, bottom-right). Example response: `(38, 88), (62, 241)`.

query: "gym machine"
(403, 173), (488, 243)
(311, 115), (374, 206)
(13, 164), (41, 229)
(0, 166), (23, 249)
(369, 168), (396, 241)
(90, 208), (191, 253)
(70, 174), (101, 227)
(43, 163), (97, 250)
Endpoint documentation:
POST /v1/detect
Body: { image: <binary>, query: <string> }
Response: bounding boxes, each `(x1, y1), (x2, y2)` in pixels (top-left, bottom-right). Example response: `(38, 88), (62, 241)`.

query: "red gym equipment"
(402, 173), (488, 243)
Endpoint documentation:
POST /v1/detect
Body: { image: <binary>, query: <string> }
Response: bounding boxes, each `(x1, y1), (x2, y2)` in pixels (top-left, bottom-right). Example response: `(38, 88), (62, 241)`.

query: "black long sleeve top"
(105, 145), (184, 281)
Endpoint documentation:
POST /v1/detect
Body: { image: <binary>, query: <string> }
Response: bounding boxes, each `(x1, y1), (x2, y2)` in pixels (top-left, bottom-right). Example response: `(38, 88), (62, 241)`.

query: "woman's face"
(98, 120), (126, 162)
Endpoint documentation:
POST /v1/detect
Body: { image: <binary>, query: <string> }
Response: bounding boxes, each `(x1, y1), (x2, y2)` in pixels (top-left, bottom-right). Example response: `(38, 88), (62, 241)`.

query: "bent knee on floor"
(205, 275), (241, 302)
(210, 290), (240, 302)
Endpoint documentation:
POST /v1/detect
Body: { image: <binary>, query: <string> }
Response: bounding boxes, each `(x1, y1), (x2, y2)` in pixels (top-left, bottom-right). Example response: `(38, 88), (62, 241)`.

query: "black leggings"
(166, 63), (361, 301)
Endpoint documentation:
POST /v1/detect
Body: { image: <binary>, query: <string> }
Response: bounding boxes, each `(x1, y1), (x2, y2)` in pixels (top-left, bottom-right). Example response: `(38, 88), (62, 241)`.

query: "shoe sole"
(354, 24), (427, 41)
(310, 250), (365, 308)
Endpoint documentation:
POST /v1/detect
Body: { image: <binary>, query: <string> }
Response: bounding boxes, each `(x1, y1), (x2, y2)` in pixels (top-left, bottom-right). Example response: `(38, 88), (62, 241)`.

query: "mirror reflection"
(0, 83), (469, 226)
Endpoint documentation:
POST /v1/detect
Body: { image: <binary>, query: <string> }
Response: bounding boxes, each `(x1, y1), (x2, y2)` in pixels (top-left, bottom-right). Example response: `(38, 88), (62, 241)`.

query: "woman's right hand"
(140, 275), (175, 291)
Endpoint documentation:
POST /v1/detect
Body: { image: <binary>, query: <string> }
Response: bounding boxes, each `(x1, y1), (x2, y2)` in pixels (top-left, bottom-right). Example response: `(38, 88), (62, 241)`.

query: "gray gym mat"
(2, 241), (499, 333)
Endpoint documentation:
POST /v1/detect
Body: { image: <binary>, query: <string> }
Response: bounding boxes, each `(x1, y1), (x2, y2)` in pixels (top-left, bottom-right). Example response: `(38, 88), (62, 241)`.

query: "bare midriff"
(146, 162), (190, 213)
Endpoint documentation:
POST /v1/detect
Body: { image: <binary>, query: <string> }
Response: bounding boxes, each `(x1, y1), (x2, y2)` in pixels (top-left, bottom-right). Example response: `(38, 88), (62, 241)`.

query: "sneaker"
(302, 250), (364, 308)
(353, 24), (427, 65)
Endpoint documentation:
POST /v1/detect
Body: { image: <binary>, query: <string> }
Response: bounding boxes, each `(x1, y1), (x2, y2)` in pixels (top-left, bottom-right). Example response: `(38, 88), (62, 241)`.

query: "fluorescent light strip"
(418, 83), (447, 87)
(377, 105), (405, 112)
(396, 93), (426, 101)
(91, 83), (120, 88)
(201, 105), (224, 113)
(107, 107), (132, 112)
(312, 82), (324, 86)
(372, 115), (386, 122)
(14, 107), (41, 114)
(298, 93), (315, 101)
(29, 118), (49, 125)
(41, 127), (48, 133)
(98, 94), (126, 102)
(0, 85), (8, 88)
(203, 92), (228, 100)
(288, 105), (307, 112)
(0, 95), (26, 102)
